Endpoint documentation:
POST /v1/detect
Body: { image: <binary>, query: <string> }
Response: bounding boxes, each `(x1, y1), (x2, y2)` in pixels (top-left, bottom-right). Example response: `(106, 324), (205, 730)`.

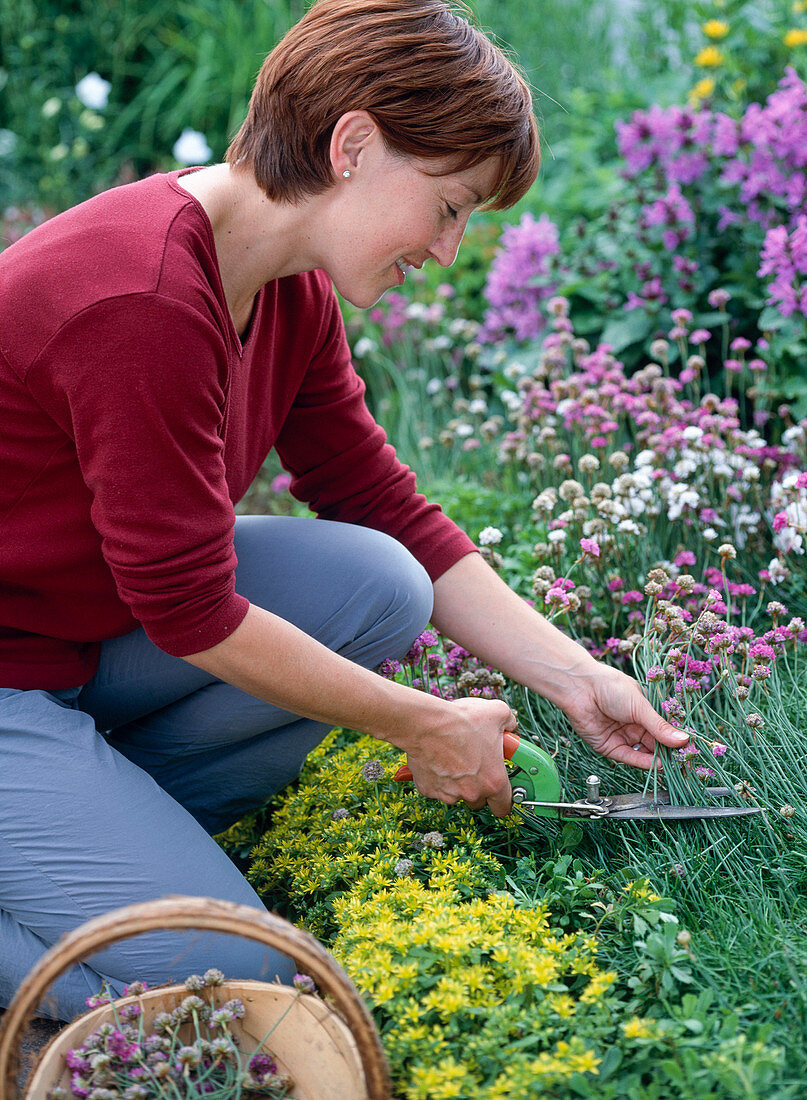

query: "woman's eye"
(445, 205), (459, 220)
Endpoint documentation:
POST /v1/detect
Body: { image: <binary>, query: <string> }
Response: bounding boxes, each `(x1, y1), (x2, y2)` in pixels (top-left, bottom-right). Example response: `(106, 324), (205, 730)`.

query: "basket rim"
(0, 896), (390, 1100)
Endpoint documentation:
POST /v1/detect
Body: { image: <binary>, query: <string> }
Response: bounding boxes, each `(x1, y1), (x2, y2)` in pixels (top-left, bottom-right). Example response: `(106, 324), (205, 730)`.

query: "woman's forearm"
(431, 552), (601, 708)
(182, 599), (517, 815)
(183, 602), (446, 752)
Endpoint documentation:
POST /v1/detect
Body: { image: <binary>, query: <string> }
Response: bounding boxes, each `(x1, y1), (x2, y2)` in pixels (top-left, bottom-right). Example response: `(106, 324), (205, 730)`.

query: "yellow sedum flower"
(695, 45), (725, 67)
(580, 969), (618, 1003)
(690, 77), (716, 102)
(784, 27), (807, 46)
(624, 878), (661, 902)
(623, 1016), (657, 1040)
(409, 1057), (472, 1100)
(702, 18), (730, 38)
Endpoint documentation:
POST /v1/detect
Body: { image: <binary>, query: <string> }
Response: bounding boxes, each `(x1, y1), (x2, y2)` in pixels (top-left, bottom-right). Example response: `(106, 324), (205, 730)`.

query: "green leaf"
(670, 965), (694, 983)
(597, 1045), (623, 1081)
(600, 310), (655, 354)
(559, 821), (585, 851)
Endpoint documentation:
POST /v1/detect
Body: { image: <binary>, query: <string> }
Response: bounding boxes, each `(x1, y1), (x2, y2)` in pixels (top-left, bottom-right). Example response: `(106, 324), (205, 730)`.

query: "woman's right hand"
(399, 696), (516, 818)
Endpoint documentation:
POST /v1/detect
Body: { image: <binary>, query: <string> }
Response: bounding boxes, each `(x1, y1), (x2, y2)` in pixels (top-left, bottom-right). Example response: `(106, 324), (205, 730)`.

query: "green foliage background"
(3, 0), (786, 211)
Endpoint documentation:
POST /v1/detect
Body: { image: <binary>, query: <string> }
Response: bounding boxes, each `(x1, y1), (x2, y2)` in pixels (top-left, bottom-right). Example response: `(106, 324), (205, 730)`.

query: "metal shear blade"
(514, 785), (764, 821)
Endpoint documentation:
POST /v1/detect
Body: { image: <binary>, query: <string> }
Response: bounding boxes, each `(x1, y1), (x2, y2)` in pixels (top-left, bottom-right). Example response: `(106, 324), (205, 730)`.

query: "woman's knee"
(232, 516), (433, 663)
(340, 528), (435, 664)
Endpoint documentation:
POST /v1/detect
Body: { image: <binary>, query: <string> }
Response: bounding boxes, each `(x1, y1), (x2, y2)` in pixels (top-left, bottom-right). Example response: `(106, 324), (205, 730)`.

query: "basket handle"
(0, 895), (391, 1100)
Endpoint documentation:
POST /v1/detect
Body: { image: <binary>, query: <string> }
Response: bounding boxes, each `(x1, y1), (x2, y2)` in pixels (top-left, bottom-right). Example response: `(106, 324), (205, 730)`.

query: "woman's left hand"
(559, 664), (690, 770)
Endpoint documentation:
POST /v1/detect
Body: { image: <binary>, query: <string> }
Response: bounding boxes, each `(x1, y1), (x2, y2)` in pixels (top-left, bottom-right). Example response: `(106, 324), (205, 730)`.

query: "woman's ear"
(329, 111), (379, 179)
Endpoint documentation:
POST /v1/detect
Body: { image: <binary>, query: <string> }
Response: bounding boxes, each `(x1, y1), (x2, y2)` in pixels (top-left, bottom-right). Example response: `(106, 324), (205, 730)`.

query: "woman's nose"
(430, 221), (467, 268)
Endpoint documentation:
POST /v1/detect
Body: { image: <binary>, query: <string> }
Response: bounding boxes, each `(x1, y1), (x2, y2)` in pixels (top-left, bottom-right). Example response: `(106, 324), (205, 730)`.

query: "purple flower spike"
(293, 973), (317, 994)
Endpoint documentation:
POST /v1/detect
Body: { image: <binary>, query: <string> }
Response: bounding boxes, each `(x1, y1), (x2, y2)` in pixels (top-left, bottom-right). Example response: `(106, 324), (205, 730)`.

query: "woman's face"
(323, 140), (498, 309)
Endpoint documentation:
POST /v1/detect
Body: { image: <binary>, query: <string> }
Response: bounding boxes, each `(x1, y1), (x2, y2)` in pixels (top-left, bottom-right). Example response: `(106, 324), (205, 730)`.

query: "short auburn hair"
(226, 0), (539, 210)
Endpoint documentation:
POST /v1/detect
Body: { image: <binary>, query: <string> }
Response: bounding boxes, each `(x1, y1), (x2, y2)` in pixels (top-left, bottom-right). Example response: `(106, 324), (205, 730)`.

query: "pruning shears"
(394, 731), (764, 821)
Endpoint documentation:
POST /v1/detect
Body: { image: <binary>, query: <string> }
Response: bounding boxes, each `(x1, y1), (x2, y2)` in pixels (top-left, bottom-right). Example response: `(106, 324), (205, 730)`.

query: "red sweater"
(0, 171), (475, 689)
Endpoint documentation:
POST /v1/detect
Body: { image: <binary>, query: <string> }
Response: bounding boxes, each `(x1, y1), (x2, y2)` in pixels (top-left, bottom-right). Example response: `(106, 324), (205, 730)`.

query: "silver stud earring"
(342, 169), (351, 179)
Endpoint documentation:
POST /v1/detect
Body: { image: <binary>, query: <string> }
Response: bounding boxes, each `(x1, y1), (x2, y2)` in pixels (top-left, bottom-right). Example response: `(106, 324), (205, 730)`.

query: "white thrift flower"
(425, 377), (442, 395)
(768, 558), (789, 584)
(617, 518), (641, 535)
(781, 471), (801, 491)
(578, 454), (600, 473)
(353, 337), (377, 357)
(478, 526), (503, 546)
(75, 72), (111, 110)
(503, 361), (526, 381)
(405, 302), (429, 321)
(703, 527), (718, 541)
(775, 527), (804, 555)
(548, 529), (567, 545)
(673, 457), (698, 479)
(682, 426), (703, 441)
(667, 485), (700, 521)
(173, 128), (213, 164)
(468, 398), (488, 415)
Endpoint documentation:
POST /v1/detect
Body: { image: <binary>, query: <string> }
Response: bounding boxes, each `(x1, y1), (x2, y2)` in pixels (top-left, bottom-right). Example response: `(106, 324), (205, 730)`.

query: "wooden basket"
(0, 895), (391, 1100)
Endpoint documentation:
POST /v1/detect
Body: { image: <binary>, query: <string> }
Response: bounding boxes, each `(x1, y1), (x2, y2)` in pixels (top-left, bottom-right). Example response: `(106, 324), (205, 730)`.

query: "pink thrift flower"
(580, 537), (601, 558)
(690, 328), (711, 343)
(773, 511), (789, 533)
(708, 289), (731, 308)
(711, 742), (727, 757)
(695, 766), (717, 779)
(271, 472), (292, 494)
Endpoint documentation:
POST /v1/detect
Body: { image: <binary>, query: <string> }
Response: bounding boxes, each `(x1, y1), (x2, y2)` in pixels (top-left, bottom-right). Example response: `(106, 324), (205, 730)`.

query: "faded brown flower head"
(361, 760), (386, 782)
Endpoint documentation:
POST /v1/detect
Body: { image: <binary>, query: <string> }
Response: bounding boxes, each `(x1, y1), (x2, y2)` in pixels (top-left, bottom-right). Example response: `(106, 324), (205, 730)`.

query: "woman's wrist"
(370, 681), (457, 754)
(521, 636), (603, 712)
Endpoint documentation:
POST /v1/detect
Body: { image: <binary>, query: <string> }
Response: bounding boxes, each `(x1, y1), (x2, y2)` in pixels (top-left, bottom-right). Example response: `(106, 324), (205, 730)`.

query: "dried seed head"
(608, 450), (630, 470)
(361, 760), (385, 782)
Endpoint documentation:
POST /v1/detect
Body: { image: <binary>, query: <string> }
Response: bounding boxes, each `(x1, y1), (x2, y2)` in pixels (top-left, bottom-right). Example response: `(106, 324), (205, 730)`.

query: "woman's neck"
(176, 164), (325, 329)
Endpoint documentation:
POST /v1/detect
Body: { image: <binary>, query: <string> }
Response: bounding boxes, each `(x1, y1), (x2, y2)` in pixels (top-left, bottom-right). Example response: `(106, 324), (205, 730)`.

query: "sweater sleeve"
(275, 282), (477, 581)
(25, 294), (249, 656)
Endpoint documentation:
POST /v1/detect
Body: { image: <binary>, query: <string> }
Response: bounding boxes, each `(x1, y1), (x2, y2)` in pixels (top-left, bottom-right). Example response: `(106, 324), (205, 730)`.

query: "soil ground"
(0, 1010), (64, 1091)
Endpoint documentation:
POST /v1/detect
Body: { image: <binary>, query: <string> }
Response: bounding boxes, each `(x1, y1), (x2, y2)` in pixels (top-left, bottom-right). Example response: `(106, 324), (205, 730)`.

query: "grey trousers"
(0, 516), (432, 1020)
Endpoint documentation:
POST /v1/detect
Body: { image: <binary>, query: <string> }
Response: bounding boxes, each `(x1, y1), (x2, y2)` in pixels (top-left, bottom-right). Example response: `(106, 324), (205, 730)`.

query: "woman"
(0, 0), (687, 1020)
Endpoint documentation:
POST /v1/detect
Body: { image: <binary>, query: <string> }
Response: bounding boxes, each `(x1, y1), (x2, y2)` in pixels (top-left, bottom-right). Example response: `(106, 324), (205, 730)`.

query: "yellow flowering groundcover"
(218, 731), (789, 1098)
